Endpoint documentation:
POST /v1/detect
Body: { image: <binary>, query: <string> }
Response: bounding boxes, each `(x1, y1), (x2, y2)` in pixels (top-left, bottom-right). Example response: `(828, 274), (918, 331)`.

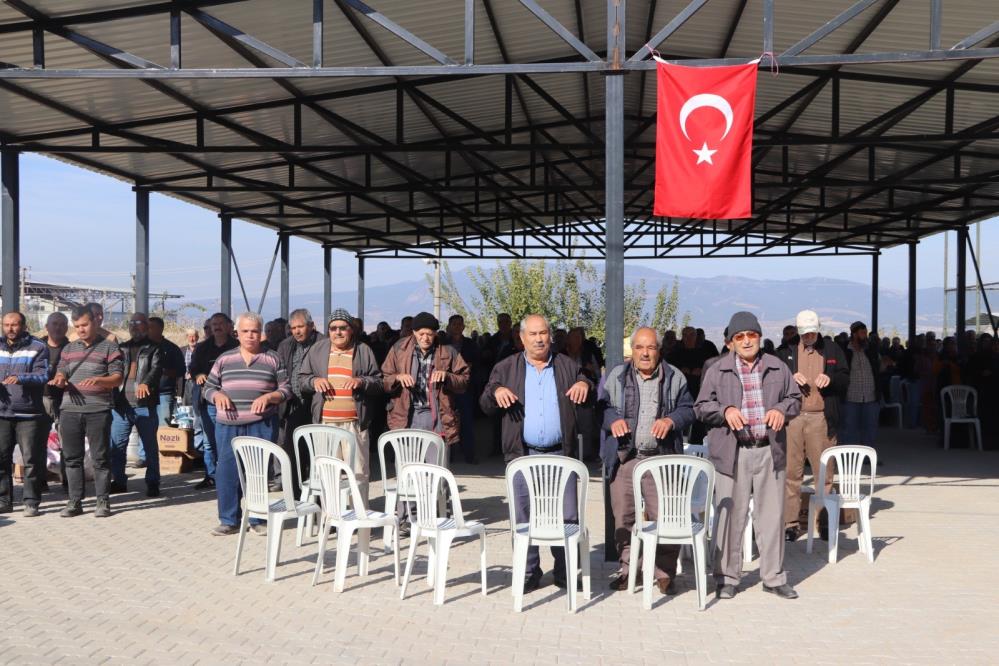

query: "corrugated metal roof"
(0, 0), (996, 255)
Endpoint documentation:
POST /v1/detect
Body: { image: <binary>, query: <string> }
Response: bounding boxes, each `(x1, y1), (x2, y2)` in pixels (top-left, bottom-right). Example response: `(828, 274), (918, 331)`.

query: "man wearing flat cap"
(775, 310), (849, 541)
(298, 308), (382, 507)
(695, 311), (802, 601)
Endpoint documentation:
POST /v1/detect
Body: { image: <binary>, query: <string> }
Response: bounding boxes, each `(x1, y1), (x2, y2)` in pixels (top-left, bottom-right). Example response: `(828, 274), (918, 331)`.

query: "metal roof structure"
(0, 0), (997, 352)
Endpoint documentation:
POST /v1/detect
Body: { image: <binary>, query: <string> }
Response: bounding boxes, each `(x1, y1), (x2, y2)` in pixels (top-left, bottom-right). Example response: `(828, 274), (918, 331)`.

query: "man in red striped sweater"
(203, 312), (291, 536)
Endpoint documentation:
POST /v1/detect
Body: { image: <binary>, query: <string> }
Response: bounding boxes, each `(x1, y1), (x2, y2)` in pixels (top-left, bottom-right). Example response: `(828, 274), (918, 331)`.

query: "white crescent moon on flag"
(678, 93), (734, 142)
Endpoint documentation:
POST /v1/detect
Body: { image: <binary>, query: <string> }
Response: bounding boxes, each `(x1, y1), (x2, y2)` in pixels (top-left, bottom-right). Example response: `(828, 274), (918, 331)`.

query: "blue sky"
(6, 154), (997, 308)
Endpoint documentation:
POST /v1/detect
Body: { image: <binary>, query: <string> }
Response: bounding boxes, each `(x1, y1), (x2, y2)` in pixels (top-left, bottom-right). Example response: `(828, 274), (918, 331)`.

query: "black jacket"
(113, 337), (163, 409)
(775, 336), (850, 437)
(844, 341), (882, 401)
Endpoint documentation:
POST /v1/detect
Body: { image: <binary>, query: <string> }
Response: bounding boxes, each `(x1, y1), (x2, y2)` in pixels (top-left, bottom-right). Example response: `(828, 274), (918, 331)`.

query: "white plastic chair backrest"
(399, 463), (466, 530)
(941, 385), (977, 419)
(888, 375), (902, 404)
(293, 424), (357, 491)
(818, 445), (876, 502)
(313, 455), (366, 520)
(633, 455), (714, 536)
(233, 436), (296, 514)
(378, 429), (445, 494)
(683, 443), (708, 458)
(504, 455), (588, 537)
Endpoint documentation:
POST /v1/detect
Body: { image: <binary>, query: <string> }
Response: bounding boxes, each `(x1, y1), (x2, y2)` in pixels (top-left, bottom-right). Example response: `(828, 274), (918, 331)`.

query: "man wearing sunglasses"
(298, 308), (382, 507)
(695, 311), (802, 601)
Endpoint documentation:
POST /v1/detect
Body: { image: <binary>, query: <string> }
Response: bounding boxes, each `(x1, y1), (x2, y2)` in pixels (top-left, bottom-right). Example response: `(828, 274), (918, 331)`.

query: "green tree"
(650, 277), (683, 335)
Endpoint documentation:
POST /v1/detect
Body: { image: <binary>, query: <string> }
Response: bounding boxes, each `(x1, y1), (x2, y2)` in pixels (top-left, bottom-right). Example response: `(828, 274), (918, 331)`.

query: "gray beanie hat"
(726, 311), (762, 340)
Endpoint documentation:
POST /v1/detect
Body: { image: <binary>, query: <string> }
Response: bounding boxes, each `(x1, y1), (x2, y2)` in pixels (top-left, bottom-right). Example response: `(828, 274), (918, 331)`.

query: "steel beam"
(956, 226), (968, 350)
(323, 245), (332, 326)
(871, 253), (879, 335)
(279, 233), (290, 319)
(908, 241), (917, 341)
(135, 189), (150, 314)
(356, 256), (365, 321)
(220, 214), (232, 317)
(1, 151), (19, 312)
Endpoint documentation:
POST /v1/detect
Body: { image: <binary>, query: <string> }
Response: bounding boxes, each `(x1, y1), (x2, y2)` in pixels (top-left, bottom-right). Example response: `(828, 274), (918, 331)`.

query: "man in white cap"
(775, 310), (850, 542)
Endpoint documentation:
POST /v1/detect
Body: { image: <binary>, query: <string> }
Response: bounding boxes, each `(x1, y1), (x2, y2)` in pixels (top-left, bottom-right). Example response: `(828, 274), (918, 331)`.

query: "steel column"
(907, 242), (917, 342)
(323, 245), (332, 326)
(279, 232), (290, 319)
(220, 214), (232, 317)
(357, 256), (365, 322)
(135, 188), (150, 314)
(871, 253), (879, 335)
(1, 151), (19, 312)
(956, 225), (968, 350)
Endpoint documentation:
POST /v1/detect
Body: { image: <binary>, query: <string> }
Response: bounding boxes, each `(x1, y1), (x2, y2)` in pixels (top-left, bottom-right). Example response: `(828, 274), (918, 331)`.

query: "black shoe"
(194, 477), (215, 490)
(762, 583), (799, 599)
(109, 481), (128, 495)
(716, 584), (737, 600)
(608, 573), (628, 591)
(23, 504), (40, 518)
(94, 497), (111, 518)
(523, 569), (543, 593)
(60, 501), (83, 518)
(553, 574), (582, 591)
(397, 521), (411, 538)
(146, 483), (160, 498)
(785, 526), (801, 542)
(0, 502), (11, 514)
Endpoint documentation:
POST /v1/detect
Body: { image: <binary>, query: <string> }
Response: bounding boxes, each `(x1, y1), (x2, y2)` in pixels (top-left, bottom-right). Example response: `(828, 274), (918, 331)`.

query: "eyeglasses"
(732, 331), (761, 342)
(329, 325), (350, 332)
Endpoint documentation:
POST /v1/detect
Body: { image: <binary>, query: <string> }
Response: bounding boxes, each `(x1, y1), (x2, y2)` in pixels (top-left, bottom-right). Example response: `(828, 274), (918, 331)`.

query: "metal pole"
(907, 242), (917, 342)
(604, 0), (626, 563)
(279, 232), (290, 319)
(433, 258), (441, 320)
(1, 151), (19, 312)
(220, 214), (232, 317)
(956, 226), (968, 353)
(135, 188), (150, 314)
(357, 256), (365, 322)
(871, 253), (879, 337)
(975, 222), (981, 333)
(323, 245), (332, 326)
(943, 231), (949, 337)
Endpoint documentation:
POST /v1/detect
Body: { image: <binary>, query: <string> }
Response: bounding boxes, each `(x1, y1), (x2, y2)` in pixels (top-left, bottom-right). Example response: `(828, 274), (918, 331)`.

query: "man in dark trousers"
(480, 314), (591, 592)
(273, 308), (321, 495)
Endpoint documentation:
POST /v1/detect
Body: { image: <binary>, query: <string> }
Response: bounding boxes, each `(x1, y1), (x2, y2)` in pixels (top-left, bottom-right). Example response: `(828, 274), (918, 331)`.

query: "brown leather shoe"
(656, 575), (676, 595)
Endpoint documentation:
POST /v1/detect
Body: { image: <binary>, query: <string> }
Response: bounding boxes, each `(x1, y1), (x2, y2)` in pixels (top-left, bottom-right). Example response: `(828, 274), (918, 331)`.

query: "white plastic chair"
(806, 445), (876, 564)
(399, 463), (487, 605)
(626, 455), (714, 610)
(311, 456), (400, 592)
(880, 376), (903, 428)
(505, 455), (591, 613)
(678, 443), (709, 574)
(941, 385), (982, 451)
(232, 437), (321, 582)
(293, 424), (358, 546)
(378, 429), (446, 551)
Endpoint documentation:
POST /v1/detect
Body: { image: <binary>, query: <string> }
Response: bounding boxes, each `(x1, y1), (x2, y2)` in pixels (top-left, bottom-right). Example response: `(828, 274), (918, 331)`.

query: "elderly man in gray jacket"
(695, 311), (802, 601)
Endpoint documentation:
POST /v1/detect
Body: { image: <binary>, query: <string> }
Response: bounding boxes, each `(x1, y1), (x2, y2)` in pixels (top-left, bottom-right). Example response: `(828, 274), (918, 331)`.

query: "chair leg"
(312, 515), (331, 586)
(580, 531), (591, 601)
(511, 536), (528, 612)
(641, 536), (655, 611)
(233, 512), (250, 576)
(333, 526), (355, 592)
(626, 530), (640, 593)
(265, 518), (283, 582)
(434, 532), (454, 606)
(400, 525), (420, 599)
(860, 502), (874, 563)
(975, 422), (983, 452)
(383, 491), (397, 554)
(805, 499), (816, 554)
(943, 421), (950, 450)
(825, 500), (841, 564)
(357, 527), (371, 577)
(565, 537), (577, 613)
(479, 531), (488, 596)
(692, 534), (707, 611)
(392, 520), (401, 585)
(427, 532), (437, 588)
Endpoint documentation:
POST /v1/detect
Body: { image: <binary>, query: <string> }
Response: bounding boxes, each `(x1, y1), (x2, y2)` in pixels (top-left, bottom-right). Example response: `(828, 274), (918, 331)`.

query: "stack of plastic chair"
(232, 437), (321, 582)
(806, 445), (877, 564)
(311, 455), (400, 592)
(377, 429), (445, 551)
(399, 463), (487, 605)
(626, 455), (714, 610)
(293, 424), (357, 546)
(941, 385), (982, 451)
(505, 455), (591, 613)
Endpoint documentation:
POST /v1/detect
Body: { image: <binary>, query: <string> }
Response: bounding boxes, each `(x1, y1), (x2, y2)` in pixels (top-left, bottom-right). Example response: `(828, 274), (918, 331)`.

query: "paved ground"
(1, 426), (997, 665)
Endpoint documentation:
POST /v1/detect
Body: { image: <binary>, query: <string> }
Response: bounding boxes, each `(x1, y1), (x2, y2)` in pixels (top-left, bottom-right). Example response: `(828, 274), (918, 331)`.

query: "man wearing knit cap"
(298, 307), (383, 506)
(695, 311), (802, 600)
(381, 311), (469, 532)
(775, 310), (850, 541)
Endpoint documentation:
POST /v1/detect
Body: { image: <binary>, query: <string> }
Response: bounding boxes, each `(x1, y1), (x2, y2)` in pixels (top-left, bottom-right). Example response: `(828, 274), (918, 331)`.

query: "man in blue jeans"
(842, 321), (881, 455)
(188, 313), (238, 489)
(109, 313), (163, 497)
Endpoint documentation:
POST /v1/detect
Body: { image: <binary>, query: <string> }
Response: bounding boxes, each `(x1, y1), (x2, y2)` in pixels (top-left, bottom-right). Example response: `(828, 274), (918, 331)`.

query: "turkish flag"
(653, 61), (758, 220)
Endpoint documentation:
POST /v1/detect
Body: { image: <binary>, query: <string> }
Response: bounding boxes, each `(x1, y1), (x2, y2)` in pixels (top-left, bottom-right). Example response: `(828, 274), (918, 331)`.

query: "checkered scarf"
(736, 356), (768, 442)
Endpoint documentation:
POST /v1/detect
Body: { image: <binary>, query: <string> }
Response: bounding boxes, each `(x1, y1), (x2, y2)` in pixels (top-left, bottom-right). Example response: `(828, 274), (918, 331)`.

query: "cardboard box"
(159, 452), (194, 475)
(157, 427), (194, 456)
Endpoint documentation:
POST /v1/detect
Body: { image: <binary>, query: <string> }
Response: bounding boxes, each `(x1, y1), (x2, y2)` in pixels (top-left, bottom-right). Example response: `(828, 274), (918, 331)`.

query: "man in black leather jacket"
(109, 313), (163, 497)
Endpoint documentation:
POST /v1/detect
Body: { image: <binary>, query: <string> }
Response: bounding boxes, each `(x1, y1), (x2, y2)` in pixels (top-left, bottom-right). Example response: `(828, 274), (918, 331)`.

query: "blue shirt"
(522, 354), (562, 448)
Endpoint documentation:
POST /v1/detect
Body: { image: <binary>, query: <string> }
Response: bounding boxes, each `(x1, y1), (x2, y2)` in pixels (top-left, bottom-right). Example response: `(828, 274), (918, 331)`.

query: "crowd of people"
(0, 301), (995, 603)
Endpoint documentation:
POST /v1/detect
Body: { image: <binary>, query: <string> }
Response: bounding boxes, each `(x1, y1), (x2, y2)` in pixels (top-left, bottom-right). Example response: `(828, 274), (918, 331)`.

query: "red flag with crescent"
(654, 61), (758, 220)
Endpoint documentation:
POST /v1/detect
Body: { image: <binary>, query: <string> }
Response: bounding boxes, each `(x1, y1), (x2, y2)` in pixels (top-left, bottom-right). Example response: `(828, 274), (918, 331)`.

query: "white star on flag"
(692, 141), (717, 165)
